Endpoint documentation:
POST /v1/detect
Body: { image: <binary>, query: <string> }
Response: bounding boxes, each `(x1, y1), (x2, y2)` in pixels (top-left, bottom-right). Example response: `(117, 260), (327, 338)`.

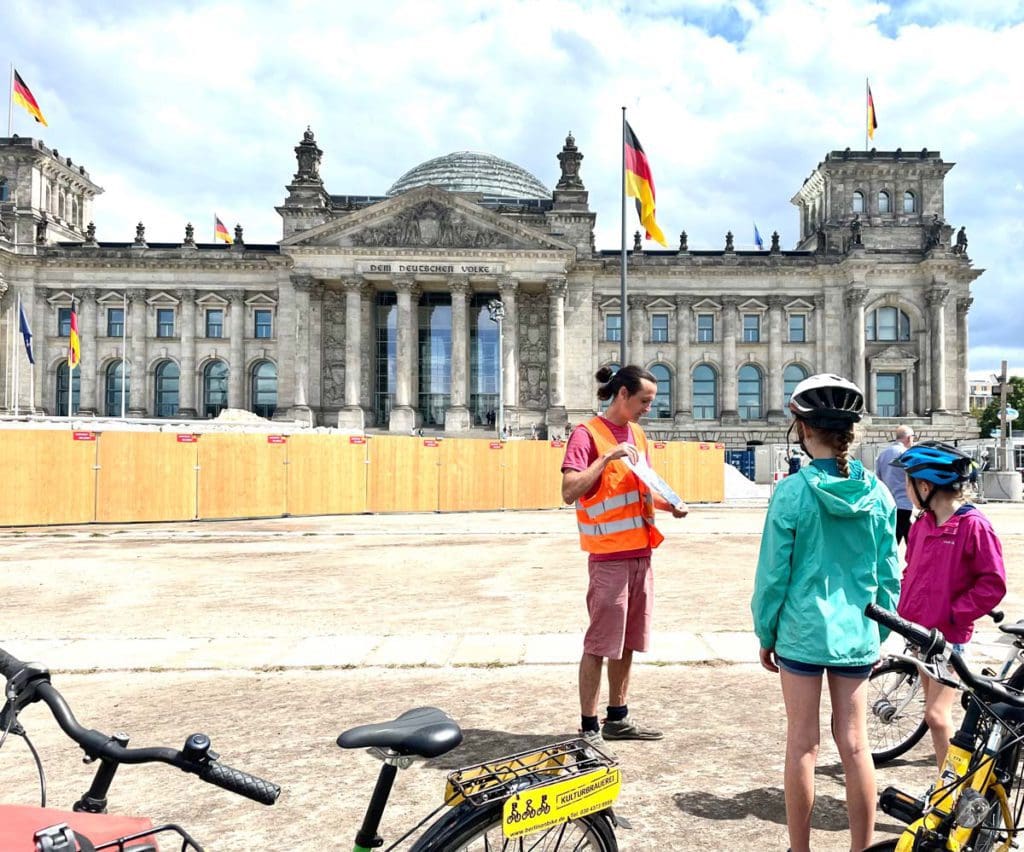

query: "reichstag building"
(0, 129), (980, 446)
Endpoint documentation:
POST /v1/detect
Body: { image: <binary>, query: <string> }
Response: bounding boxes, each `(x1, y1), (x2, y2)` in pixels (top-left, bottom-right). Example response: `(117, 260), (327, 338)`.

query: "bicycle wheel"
(865, 659), (928, 765)
(861, 841), (898, 851)
(415, 800), (618, 851)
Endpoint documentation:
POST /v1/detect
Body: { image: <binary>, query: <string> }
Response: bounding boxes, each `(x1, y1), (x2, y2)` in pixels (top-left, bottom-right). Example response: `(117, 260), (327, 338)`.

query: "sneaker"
(601, 714), (664, 741)
(579, 728), (615, 757)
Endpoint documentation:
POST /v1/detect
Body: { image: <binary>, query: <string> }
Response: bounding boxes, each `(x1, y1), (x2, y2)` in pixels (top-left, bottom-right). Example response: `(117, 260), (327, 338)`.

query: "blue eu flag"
(754, 224), (764, 250)
(19, 302), (34, 364)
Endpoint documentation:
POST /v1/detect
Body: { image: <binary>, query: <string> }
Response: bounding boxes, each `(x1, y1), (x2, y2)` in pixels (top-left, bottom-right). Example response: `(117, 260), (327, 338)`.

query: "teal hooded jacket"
(751, 458), (900, 666)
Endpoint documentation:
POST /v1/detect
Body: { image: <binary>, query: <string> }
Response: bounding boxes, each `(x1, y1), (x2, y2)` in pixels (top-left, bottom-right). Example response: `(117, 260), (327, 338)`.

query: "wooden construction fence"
(0, 431), (724, 526)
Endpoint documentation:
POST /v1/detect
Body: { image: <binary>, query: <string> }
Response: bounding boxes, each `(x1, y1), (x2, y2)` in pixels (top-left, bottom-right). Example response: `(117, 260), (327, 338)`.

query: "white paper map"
(624, 455), (685, 509)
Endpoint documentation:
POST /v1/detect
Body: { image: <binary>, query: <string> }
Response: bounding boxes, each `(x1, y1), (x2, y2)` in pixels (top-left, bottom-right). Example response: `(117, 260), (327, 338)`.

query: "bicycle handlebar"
(865, 604), (1024, 709)
(1, 648), (280, 807)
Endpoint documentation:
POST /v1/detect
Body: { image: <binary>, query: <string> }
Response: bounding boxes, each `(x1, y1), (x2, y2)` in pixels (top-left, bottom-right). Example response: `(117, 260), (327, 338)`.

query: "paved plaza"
(2, 502), (1023, 849)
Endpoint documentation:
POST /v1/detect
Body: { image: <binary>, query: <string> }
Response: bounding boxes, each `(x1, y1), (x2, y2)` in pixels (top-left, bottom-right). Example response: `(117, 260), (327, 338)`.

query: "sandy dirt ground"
(2, 503), (1023, 850)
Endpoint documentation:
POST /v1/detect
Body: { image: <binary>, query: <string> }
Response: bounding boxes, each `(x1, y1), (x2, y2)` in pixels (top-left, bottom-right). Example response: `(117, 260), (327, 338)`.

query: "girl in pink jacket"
(894, 441), (1006, 767)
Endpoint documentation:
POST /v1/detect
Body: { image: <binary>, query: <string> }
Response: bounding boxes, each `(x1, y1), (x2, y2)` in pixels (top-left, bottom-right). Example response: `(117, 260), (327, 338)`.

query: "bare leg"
(779, 670), (823, 852)
(607, 649), (634, 707)
(923, 677), (958, 768)
(828, 672), (876, 852)
(579, 653), (604, 717)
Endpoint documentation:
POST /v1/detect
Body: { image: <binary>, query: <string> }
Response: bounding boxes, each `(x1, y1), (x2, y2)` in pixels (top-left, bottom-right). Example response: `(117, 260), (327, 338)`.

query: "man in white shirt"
(875, 425), (915, 544)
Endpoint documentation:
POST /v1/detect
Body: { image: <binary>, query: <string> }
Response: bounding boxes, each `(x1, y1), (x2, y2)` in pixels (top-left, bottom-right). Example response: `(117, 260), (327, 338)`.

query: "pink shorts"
(583, 557), (653, 659)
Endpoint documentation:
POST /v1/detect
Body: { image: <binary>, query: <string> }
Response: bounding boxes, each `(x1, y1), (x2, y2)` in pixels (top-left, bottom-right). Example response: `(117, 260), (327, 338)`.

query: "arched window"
(56, 362), (80, 416)
(738, 364), (763, 420)
(783, 364), (809, 409)
(866, 307), (912, 342)
(155, 360), (180, 417)
(71, 198), (79, 227)
(105, 361), (129, 416)
(649, 364), (672, 419)
(599, 363), (620, 413)
(692, 364), (717, 420)
(852, 191), (864, 214)
(251, 361), (277, 419)
(903, 191), (916, 213)
(203, 361), (228, 418)
(0, 176), (8, 202)
(878, 191), (890, 214)
(58, 192), (65, 219)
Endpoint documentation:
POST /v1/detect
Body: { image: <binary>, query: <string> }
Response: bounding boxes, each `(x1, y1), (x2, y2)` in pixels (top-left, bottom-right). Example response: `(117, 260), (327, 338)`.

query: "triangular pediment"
(280, 185), (572, 252)
(96, 291), (126, 305)
(46, 290), (74, 305)
(869, 344), (918, 365)
(245, 293), (278, 307)
(692, 298), (722, 311)
(739, 298), (767, 312)
(598, 297), (621, 311)
(196, 293), (229, 307)
(146, 291), (179, 306)
(785, 298), (815, 312)
(646, 297), (675, 311)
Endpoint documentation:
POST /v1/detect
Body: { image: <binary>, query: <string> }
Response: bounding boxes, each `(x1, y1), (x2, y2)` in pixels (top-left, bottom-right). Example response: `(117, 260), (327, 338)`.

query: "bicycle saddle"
(1000, 621), (1024, 638)
(337, 707), (463, 758)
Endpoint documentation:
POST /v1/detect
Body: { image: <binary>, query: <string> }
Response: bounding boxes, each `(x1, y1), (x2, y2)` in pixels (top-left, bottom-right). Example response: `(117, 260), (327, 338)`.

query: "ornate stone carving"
(924, 214), (944, 250)
(770, 231), (781, 253)
(290, 274), (315, 293)
(321, 288), (346, 407)
(517, 291), (549, 409)
(498, 275), (519, 296)
(546, 277), (567, 299)
(359, 201), (514, 249)
(183, 222), (195, 247)
(956, 296), (973, 316)
(294, 126), (323, 183)
(812, 295), (825, 310)
(81, 287), (97, 302)
(448, 275), (470, 296)
(627, 294), (648, 311)
(768, 295), (788, 310)
(633, 231), (642, 252)
(555, 131), (584, 191)
(233, 224), (244, 245)
(953, 226), (968, 255)
(678, 231), (688, 253)
(35, 217), (47, 245)
(849, 214), (862, 247)
(674, 293), (695, 309)
(134, 222), (146, 246)
(724, 231), (734, 252)
(342, 276), (367, 295)
(844, 288), (868, 308)
(222, 288), (246, 303)
(815, 227), (826, 254)
(177, 288), (196, 303)
(84, 221), (97, 245)
(926, 286), (950, 307)
(127, 288), (148, 303)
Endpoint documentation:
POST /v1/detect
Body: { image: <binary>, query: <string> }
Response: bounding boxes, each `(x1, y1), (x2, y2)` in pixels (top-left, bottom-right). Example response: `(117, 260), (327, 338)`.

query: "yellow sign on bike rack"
(501, 767), (621, 839)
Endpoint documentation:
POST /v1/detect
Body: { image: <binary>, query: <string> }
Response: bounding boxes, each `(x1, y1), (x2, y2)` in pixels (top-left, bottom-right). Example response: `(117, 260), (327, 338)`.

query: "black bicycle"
(0, 647), (280, 851)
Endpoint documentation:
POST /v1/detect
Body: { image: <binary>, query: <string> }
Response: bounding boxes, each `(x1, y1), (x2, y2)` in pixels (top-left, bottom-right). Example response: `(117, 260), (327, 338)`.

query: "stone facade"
(0, 132), (982, 446)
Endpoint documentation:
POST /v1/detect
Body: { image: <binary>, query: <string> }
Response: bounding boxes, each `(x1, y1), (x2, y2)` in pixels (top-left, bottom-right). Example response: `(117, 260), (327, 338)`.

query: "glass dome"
(387, 151), (549, 200)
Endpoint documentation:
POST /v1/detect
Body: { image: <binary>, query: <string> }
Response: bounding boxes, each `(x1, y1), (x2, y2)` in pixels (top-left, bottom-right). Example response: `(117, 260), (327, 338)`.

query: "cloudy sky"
(5, 0), (1022, 374)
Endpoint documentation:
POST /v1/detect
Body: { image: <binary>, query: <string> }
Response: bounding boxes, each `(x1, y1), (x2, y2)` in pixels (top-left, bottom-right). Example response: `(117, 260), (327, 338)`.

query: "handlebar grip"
(198, 760), (281, 806)
(864, 604), (946, 657)
(0, 647), (27, 680)
(989, 610), (1005, 624)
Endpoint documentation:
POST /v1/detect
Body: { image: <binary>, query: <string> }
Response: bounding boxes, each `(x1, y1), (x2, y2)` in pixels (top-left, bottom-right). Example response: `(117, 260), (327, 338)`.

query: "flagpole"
(620, 106), (628, 367)
(865, 78), (869, 150)
(67, 295), (73, 418)
(13, 293), (20, 416)
(121, 290), (127, 418)
(8, 64), (14, 138)
(5, 301), (11, 411)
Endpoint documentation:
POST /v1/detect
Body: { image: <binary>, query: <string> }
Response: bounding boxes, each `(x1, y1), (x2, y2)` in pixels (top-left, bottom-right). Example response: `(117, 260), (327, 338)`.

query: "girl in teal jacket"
(751, 374), (899, 852)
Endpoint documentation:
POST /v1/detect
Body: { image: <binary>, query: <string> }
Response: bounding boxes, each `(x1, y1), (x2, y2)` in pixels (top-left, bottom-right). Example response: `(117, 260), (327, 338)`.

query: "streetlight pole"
(487, 298), (505, 439)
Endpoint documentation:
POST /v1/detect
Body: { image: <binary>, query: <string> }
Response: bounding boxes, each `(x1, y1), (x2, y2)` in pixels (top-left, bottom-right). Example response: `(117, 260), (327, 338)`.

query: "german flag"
(624, 122), (667, 247)
(867, 81), (878, 141)
(13, 70), (47, 127)
(214, 215), (233, 244)
(68, 299), (80, 369)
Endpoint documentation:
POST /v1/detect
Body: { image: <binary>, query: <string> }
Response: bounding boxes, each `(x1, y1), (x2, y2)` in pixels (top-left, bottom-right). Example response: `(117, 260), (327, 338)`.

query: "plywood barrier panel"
(197, 434), (287, 520)
(367, 436), (441, 513)
(0, 431), (97, 526)
(95, 432), (198, 523)
(439, 438), (503, 512)
(503, 440), (562, 510)
(286, 434), (368, 516)
(692, 442), (725, 503)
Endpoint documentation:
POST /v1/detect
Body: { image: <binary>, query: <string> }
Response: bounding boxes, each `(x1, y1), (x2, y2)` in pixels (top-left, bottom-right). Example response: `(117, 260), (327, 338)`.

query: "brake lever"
(890, 652), (960, 689)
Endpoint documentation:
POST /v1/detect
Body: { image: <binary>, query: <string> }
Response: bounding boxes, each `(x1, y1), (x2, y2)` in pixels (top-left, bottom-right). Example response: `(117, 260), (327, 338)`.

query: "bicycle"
(0, 647), (281, 851)
(864, 610), (1018, 766)
(336, 706), (624, 850)
(862, 604), (1024, 852)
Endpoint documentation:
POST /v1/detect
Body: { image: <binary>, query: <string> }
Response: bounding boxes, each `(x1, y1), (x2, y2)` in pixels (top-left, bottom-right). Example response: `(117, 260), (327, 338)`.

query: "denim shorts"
(776, 654), (875, 679)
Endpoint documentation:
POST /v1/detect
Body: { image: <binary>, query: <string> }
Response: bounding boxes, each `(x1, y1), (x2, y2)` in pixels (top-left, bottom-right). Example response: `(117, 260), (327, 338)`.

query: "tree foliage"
(977, 376), (1024, 438)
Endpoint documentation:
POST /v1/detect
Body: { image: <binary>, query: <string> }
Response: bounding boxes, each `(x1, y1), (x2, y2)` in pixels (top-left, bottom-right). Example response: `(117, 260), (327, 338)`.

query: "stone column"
(389, 276), (417, 433)
(957, 297), (972, 413)
(813, 295), (826, 372)
(673, 294), (693, 423)
(928, 285), (950, 413)
(288, 276), (313, 423)
(78, 288), (97, 414)
(338, 276), (366, 429)
(127, 289), (147, 417)
(628, 294), (646, 367)
(225, 288), (247, 413)
(767, 296), (785, 420)
(546, 276), (567, 429)
(33, 289), (49, 413)
(905, 365), (917, 416)
(178, 289), (197, 417)
(845, 288), (868, 393)
(498, 276), (519, 412)
(720, 298), (738, 421)
(445, 275), (471, 432)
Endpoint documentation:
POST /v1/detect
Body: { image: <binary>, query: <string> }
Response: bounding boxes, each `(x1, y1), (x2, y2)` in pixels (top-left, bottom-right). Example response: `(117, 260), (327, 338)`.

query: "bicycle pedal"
(879, 785), (925, 824)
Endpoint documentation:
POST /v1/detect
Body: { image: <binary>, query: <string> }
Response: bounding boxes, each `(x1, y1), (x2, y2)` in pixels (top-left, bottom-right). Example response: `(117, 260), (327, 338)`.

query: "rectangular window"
(742, 314), (760, 343)
(254, 309), (273, 339)
(876, 373), (903, 417)
(106, 307), (124, 338)
(605, 313), (621, 342)
(58, 307), (71, 337)
(789, 314), (806, 343)
(205, 309), (224, 338)
(651, 314), (669, 343)
(156, 308), (175, 338)
(877, 307), (898, 341)
(697, 314), (714, 343)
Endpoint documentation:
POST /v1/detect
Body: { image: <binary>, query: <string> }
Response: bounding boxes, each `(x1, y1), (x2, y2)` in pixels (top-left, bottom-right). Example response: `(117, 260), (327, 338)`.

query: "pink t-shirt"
(561, 417), (651, 562)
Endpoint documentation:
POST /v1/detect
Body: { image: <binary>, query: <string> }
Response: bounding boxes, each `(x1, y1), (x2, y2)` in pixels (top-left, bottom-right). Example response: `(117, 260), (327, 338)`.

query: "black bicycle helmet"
(891, 441), (974, 486)
(789, 373), (865, 429)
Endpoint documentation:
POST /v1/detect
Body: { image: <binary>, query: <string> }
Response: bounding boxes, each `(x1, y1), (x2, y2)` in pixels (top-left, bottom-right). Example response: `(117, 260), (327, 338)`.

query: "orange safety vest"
(575, 417), (664, 554)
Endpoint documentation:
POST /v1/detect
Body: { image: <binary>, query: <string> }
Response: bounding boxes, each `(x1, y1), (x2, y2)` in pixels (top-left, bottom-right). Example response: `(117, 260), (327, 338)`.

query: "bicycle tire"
(861, 841), (897, 851)
(413, 799), (618, 851)
(865, 659), (929, 766)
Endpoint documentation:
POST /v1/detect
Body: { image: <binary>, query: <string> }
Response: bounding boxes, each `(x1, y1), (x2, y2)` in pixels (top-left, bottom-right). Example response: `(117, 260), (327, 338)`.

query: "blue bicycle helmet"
(891, 441), (974, 486)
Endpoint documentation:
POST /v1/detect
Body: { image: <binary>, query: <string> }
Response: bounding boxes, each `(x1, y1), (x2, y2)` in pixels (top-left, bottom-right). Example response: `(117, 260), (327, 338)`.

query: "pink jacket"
(897, 506), (1006, 644)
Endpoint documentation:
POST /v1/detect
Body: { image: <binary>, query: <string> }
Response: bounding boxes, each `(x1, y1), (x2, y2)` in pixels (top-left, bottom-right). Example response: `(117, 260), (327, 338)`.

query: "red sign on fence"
(267, 435), (287, 444)
(550, 440), (565, 448)
(489, 441), (503, 450)
(349, 435), (366, 444)
(653, 441), (667, 449)
(422, 439), (439, 447)
(72, 431), (95, 441)
(699, 442), (710, 450)
(714, 442), (726, 449)
(176, 434), (198, 443)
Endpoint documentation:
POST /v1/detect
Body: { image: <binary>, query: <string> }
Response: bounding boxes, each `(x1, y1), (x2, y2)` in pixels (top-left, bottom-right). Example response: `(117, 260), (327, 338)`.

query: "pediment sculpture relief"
(357, 201), (515, 249)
